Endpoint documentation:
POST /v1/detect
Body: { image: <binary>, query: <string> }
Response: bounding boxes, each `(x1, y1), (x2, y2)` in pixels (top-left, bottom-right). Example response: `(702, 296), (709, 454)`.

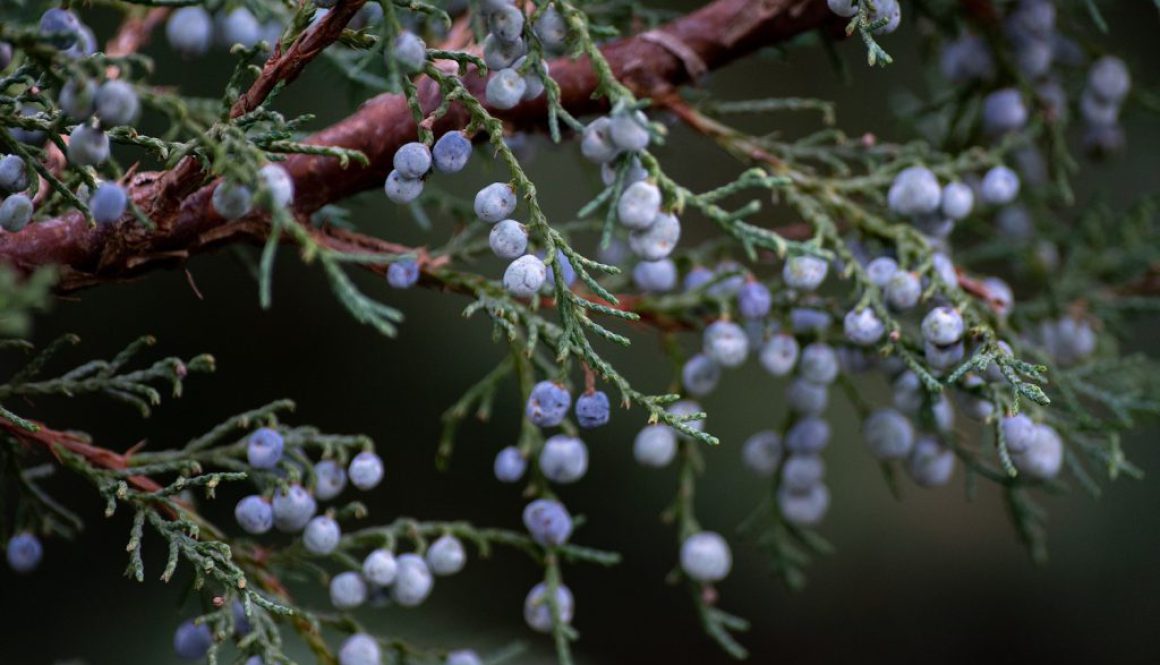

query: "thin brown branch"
(105, 8), (171, 63)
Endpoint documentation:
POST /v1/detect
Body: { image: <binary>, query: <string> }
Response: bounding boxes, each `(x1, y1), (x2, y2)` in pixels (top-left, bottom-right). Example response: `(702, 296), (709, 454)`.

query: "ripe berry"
(526, 380), (571, 427)
(391, 553), (434, 606)
(982, 88), (1028, 135)
(304, 515), (341, 555)
(826, 0), (858, 17)
(384, 170), (423, 204)
(679, 531), (732, 583)
(39, 9), (81, 48)
(759, 334), (799, 376)
(741, 430), (782, 477)
(777, 484), (830, 525)
(60, 78), (96, 121)
(682, 354), (721, 397)
(313, 460), (347, 501)
(95, 80), (140, 127)
(426, 535), (467, 576)
(524, 582), (574, 632)
(781, 454), (825, 492)
(888, 166), (941, 216)
(925, 340), (965, 372)
(493, 446), (527, 483)
(330, 571), (368, 609)
(482, 33), (525, 70)
(446, 650), (482, 665)
(683, 266), (714, 292)
(486, 68), (527, 110)
(523, 499), (573, 546)
(247, 427), (284, 469)
(6, 532), (43, 573)
(489, 219), (528, 259)
(272, 484), (317, 532)
(940, 182), (974, 220)
(844, 307), (885, 346)
(907, 436), (955, 487)
(474, 183), (518, 223)
(786, 378), (828, 415)
(575, 391), (611, 429)
(488, 5), (526, 42)
(432, 132), (472, 173)
(67, 125), (109, 166)
(387, 259), (420, 289)
(391, 31), (427, 73)
(504, 254), (547, 297)
(389, 143), (430, 180)
(0, 155), (28, 193)
(703, 320), (749, 368)
(980, 166), (1020, 205)
(632, 259), (677, 293)
(363, 549), (398, 586)
(785, 417), (831, 454)
(0, 194), (34, 232)
(628, 211), (680, 261)
(173, 620), (213, 660)
(871, 0), (901, 33)
(668, 400), (705, 439)
(1011, 424), (1063, 480)
(737, 282), (772, 320)
(167, 7), (214, 57)
(534, 7), (568, 50)
(609, 110), (650, 153)
(616, 181), (662, 230)
(799, 342), (839, 384)
(339, 633), (381, 665)
(543, 249), (575, 289)
(885, 270), (921, 309)
(633, 424), (677, 467)
(783, 255), (828, 291)
(258, 164), (294, 208)
(866, 256), (898, 287)
(10, 104), (47, 146)
(921, 306), (964, 346)
(602, 156), (648, 188)
(349, 451), (384, 490)
(235, 495), (274, 534)
(86, 182), (127, 225)
(212, 182), (254, 220)
(539, 435), (588, 483)
(580, 117), (618, 164)
(1001, 414), (1036, 454)
(1087, 56), (1130, 104)
(219, 8), (261, 48)
(863, 408), (915, 460)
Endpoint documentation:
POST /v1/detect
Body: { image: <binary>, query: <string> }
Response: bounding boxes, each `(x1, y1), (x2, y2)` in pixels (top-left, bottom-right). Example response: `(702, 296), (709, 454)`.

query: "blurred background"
(2, 1), (1160, 663)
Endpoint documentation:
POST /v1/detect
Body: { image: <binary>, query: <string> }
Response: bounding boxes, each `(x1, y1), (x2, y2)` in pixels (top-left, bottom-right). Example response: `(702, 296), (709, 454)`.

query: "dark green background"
(3, 2), (1160, 663)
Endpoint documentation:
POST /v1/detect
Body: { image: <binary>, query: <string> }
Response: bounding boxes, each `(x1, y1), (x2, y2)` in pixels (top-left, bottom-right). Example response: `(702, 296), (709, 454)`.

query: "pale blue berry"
(628, 211), (680, 261)
(235, 495), (274, 534)
(432, 132), (472, 173)
(0, 155), (28, 193)
(504, 254), (547, 297)
(6, 532), (42, 573)
(632, 259), (677, 293)
(95, 80), (140, 127)
(703, 320), (749, 368)
(575, 391), (610, 429)
(871, 0), (901, 33)
(781, 454), (825, 492)
(940, 182), (974, 220)
(787, 378), (828, 415)
(391, 31), (427, 73)
(272, 484), (317, 532)
(303, 515), (341, 555)
(526, 380), (571, 427)
(680, 531), (732, 583)
(387, 259), (420, 289)
(741, 430), (782, 476)
(533, 7), (567, 50)
(799, 342), (839, 384)
(602, 155), (647, 187)
(212, 182), (254, 220)
(667, 399), (705, 440)
(259, 164), (294, 208)
(1087, 56), (1130, 103)
(925, 340), (965, 371)
(785, 416), (830, 454)
(426, 535), (466, 576)
(522, 499), (573, 546)
(633, 425), (677, 467)
(39, 9), (81, 48)
(447, 650), (482, 665)
(391, 553), (433, 606)
(844, 307), (885, 346)
(1001, 414), (1036, 454)
(759, 334), (799, 376)
(363, 549), (398, 586)
(60, 79), (96, 121)
(0, 194), (34, 232)
(863, 409), (915, 460)
(482, 33), (525, 70)
(866, 256), (898, 287)
(488, 5), (525, 42)
(493, 446), (527, 483)
(174, 620), (213, 660)
(1011, 424), (1063, 480)
(489, 219), (528, 259)
(543, 250), (575, 289)
(474, 182), (517, 223)
(939, 35), (994, 83)
(88, 183), (127, 225)
(384, 170), (423, 204)
(339, 633), (381, 665)
(790, 306), (832, 333)
(682, 353), (721, 397)
(921, 306), (964, 346)
(539, 435), (588, 483)
(683, 266), (714, 292)
(524, 582), (573, 632)
(609, 110), (650, 153)
(167, 7), (214, 57)
(486, 68), (527, 110)
(313, 460), (347, 501)
(330, 571), (368, 609)
(982, 88), (1028, 135)
(393, 142), (431, 179)
(219, 8), (261, 48)
(908, 436), (955, 487)
(783, 255), (828, 291)
(349, 451), (384, 490)
(827, 0), (857, 17)
(777, 483), (830, 525)
(617, 181), (661, 230)
(247, 427), (284, 469)
(981, 166), (1020, 206)
(67, 125), (109, 166)
(738, 281), (772, 320)
(580, 117), (618, 164)
(885, 270), (921, 310)
(888, 166), (941, 216)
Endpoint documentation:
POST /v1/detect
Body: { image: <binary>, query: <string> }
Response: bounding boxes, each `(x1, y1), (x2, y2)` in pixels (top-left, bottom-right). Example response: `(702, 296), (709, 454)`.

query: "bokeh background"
(3, 1), (1160, 663)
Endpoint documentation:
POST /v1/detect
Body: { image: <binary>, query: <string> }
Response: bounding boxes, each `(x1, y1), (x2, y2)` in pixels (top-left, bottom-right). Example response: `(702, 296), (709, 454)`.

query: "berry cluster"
(480, 2), (556, 110)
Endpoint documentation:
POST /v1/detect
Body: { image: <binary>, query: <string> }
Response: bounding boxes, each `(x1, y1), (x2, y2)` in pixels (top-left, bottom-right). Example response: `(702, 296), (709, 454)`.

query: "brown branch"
(0, 0), (838, 292)
(105, 7), (171, 63)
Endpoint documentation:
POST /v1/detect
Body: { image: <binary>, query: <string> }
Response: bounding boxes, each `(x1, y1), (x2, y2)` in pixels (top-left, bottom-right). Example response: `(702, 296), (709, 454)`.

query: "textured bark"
(0, 0), (840, 291)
